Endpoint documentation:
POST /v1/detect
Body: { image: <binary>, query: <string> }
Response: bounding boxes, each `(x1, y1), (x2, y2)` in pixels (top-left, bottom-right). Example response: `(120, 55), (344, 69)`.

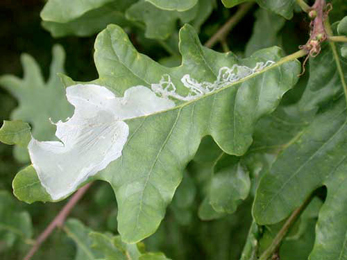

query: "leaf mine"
(29, 84), (175, 200)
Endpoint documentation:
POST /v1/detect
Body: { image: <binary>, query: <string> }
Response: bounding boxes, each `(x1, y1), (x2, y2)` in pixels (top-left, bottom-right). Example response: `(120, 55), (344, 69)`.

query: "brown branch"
(298, 0), (331, 74)
(204, 2), (254, 48)
(23, 183), (92, 260)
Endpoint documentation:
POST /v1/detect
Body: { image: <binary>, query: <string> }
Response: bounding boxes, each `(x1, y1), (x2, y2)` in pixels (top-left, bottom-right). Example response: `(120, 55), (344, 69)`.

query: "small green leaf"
(190, 0), (216, 31)
(210, 155), (250, 214)
(41, 0), (135, 37)
(198, 197), (226, 220)
(139, 252), (170, 260)
(90, 232), (139, 260)
(221, 0), (296, 19)
(89, 226), (169, 260)
(41, 0), (114, 22)
(0, 190), (33, 248)
(337, 16), (347, 35)
(309, 166), (347, 260)
(41, 0), (115, 23)
(221, 0), (251, 8)
(64, 219), (169, 260)
(0, 120), (31, 147)
(0, 45), (73, 162)
(146, 0), (198, 11)
(126, 0), (198, 40)
(337, 16), (347, 58)
(13, 166), (51, 203)
(341, 46), (347, 58)
(40, 0), (211, 39)
(298, 42), (345, 112)
(64, 219), (102, 260)
(245, 8), (285, 57)
(257, 0), (295, 19)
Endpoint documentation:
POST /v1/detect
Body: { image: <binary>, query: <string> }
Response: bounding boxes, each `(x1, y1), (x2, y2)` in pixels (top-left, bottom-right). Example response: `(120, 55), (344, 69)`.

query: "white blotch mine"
(151, 61), (275, 101)
(29, 61), (274, 200)
(29, 84), (175, 200)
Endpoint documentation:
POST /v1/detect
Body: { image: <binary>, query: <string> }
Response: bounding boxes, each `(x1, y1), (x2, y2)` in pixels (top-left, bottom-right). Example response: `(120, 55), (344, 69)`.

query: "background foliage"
(0, 0), (346, 259)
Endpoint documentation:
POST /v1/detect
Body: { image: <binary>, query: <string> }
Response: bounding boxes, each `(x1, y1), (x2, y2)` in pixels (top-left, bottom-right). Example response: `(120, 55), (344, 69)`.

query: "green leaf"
(245, 8), (285, 57)
(89, 224), (170, 260)
(0, 45), (73, 162)
(309, 165), (347, 260)
(0, 120), (31, 147)
(146, 0), (198, 11)
(198, 197), (226, 220)
(337, 16), (347, 35)
(64, 219), (102, 260)
(254, 100), (347, 258)
(40, 0), (212, 39)
(64, 219), (169, 260)
(90, 232), (142, 260)
(41, 0), (135, 37)
(12, 166), (51, 203)
(126, 0), (198, 40)
(341, 45), (347, 58)
(253, 38), (347, 260)
(190, 0), (216, 31)
(298, 42), (346, 112)
(0, 190), (33, 249)
(221, 0), (251, 8)
(205, 80), (312, 217)
(256, 0), (295, 19)
(337, 16), (347, 58)
(209, 155), (250, 214)
(41, 0), (114, 23)
(139, 252), (170, 260)
(20, 24), (301, 243)
(221, 0), (296, 19)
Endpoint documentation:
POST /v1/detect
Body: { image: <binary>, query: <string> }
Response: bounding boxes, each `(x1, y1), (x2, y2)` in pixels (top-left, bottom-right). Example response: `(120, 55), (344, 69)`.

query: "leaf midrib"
(135, 108), (182, 229)
(0, 127), (30, 137)
(124, 51), (303, 124)
(326, 21), (347, 105)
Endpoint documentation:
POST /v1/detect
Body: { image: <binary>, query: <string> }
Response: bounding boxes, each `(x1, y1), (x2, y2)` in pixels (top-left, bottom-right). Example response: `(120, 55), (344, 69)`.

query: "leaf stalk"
(296, 0), (311, 13)
(324, 19), (347, 105)
(328, 36), (347, 43)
